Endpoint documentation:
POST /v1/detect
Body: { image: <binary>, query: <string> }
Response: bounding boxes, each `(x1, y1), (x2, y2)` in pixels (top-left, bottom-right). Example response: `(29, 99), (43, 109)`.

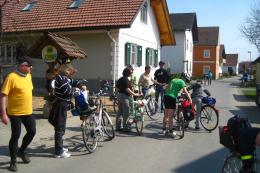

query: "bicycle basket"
(219, 126), (236, 152)
(202, 97), (216, 106)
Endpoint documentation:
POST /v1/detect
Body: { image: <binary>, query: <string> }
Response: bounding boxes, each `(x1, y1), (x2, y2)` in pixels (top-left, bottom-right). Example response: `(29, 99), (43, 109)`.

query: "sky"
(166, 0), (259, 62)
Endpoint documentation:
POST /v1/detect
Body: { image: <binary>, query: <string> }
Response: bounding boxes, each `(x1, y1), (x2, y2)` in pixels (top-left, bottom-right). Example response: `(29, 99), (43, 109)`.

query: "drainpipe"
(106, 30), (116, 92)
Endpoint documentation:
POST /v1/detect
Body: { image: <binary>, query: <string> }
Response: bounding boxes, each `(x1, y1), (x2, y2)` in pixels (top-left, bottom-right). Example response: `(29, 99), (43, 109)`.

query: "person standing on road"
(1, 56), (36, 172)
(187, 80), (210, 130)
(116, 68), (140, 132)
(207, 70), (213, 86)
(163, 73), (192, 136)
(48, 64), (78, 158)
(154, 61), (170, 112)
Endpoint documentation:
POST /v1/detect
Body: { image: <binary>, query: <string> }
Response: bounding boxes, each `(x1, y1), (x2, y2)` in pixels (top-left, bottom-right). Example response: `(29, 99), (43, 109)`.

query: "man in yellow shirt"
(1, 56), (35, 172)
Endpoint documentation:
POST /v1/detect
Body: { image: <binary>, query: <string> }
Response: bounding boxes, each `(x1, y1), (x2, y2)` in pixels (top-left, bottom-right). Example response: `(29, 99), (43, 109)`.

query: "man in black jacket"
(154, 61), (170, 112)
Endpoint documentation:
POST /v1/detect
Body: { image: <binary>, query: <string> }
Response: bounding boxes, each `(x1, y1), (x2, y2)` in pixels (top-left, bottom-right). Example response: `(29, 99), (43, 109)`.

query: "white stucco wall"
(161, 30), (193, 75)
(222, 65), (239, 75)
(116, 0), (161, 79)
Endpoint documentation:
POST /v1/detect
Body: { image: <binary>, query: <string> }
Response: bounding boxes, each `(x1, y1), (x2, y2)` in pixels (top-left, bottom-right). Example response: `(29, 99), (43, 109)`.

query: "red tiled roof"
(2, 0), (143, 32)
(224, 54), (238, 66)
(196, 26), (219, 46)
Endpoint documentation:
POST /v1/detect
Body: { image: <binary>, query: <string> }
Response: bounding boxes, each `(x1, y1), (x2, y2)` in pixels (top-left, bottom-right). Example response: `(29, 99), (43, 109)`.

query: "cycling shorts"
(164, 95), (176, 109)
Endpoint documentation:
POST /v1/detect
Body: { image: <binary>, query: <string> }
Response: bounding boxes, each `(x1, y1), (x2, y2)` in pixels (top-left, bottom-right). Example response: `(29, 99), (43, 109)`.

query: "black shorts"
(164, 95), (176, 109)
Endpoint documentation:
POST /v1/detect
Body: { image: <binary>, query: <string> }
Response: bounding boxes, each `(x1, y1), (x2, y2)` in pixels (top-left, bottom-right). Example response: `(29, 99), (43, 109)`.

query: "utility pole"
(248, 51), (252, 80)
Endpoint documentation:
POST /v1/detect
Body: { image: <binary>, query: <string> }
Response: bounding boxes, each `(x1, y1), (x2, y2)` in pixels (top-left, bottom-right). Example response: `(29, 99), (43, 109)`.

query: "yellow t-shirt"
(1, 72), (33, 116)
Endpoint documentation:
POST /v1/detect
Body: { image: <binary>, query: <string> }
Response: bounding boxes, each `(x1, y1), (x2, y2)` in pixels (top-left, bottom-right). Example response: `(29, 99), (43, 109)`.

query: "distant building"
(161, 13), (198, 75)
(193, 26), (221, 79)
(238, 61), (252, 73)
(223, 54), (239, 75)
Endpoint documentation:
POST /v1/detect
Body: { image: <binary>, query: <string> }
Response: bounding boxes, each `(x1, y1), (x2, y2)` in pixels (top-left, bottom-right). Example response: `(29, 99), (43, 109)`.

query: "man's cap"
(159, 61), (165, 65)
(17, 56), (33, 66)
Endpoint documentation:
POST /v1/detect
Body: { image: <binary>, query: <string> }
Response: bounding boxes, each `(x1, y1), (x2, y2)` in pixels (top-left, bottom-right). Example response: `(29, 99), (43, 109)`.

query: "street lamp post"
(248, 51), (252, 80)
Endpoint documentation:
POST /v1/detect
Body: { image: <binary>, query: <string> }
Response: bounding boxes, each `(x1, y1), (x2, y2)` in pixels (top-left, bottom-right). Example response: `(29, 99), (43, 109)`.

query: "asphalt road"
(0, 76), (259, 173)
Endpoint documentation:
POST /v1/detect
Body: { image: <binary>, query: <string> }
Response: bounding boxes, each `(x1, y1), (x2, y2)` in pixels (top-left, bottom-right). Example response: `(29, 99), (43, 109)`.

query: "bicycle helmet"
(180, 72), (191, 83)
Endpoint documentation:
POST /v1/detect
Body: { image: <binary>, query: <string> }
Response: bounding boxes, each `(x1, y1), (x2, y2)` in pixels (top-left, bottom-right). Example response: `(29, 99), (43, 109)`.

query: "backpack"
(227, 115), (252, 144)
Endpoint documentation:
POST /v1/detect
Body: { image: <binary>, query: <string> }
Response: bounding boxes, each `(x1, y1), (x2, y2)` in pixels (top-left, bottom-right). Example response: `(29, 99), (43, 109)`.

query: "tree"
(240, 1), (260, 53)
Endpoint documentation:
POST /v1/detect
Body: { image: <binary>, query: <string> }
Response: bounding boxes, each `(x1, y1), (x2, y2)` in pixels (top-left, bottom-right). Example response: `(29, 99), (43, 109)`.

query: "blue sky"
(166, 0), (259, 62)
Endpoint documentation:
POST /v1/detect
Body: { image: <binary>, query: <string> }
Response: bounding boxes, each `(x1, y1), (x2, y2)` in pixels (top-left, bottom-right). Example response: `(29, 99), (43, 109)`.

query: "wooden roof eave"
(151, 0), (175, 46)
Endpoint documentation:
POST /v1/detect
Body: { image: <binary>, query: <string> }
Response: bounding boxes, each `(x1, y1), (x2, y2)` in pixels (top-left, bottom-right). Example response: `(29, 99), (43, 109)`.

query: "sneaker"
(9, 162), (17, 172)
(17, 151), (30, 163)
(63, 147), (69, 152)
(169, 130), (177, 137)
(195, 127), (201, 130)
(162, 127), (167, 135)
(55, 151), (71, 158)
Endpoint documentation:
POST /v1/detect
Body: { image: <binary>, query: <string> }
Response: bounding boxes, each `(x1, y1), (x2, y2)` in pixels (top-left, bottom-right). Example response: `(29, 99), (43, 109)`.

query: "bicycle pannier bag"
(227, 116), (252, 145)
(219, 126), (236, 151)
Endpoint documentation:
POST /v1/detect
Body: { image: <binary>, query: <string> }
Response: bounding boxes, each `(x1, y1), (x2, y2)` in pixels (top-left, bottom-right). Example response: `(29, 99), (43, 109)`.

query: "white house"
(161, 13), (198, 75)
(223, 54), (239, 75)
(0, 0), (175, 91)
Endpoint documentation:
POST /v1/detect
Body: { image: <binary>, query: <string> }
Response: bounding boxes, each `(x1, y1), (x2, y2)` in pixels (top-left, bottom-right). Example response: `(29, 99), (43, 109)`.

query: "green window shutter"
(154, 49), (158, 67)
(146, 48), (150, 66)
(137, 45), (142, 67)
(125, 43), (131, 66)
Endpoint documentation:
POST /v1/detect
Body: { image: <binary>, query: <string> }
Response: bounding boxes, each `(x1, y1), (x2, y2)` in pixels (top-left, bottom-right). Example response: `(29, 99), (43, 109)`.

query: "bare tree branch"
(240, 1), (260, 53)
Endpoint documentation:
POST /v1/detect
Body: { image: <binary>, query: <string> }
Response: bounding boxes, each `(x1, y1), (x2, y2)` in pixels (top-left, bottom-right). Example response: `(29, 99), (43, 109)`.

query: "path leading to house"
(0, 76), (259, 173)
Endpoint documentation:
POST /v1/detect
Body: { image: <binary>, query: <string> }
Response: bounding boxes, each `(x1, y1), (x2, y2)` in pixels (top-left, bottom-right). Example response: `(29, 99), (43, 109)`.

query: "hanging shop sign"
(42, 45), (58, 63)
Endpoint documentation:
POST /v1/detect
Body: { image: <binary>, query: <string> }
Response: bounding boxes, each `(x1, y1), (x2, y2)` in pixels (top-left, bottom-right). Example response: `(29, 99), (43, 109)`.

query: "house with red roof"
(223, 54), (239, 75)
(0, 0), (175, 90)
(193, 26), (221, 79)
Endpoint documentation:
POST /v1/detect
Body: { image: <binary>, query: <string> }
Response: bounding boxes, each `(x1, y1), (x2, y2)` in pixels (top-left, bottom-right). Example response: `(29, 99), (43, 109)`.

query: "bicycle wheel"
(145, 97), (161, 120)
(175, 111), (185, 139)
(135, 115), (144, 135)
(82, 115), (98, 153)
(200, 105), (219, 131)
(113, 99), (118, 114)
(101, 110), (115, 140)
(221, 154), (242, 173)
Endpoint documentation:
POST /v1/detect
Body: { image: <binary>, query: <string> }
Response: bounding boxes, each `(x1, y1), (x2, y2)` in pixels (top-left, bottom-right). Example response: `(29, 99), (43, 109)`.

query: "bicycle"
(144, 85), (163, 120)
(126, 96), (146, 135)
(200, 96), (219, 131)
(73, 86), (115, 153)
(219, 126), (259, 173)
(100, 80), (119, 114)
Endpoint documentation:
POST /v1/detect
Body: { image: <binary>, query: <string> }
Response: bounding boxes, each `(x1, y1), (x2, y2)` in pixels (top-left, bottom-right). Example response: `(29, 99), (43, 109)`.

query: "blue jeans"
(155, 85), (165, 111)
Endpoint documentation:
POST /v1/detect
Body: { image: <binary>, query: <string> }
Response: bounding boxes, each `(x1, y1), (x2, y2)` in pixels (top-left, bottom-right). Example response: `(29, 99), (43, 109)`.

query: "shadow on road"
(230, 106), (260, 124)
(233, 94), (250, 102)
(173, 148), (228, 173)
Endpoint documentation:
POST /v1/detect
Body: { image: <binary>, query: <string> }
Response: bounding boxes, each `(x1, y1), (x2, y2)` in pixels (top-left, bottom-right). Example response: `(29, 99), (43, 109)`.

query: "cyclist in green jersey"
(163, 73), (192, 135)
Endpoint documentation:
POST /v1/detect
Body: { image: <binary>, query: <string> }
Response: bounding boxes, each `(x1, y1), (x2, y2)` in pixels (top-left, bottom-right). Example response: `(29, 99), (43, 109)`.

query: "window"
(203, 49), (210, 58)
(22, 1), (37, 11)
(0, 44), (16, 65)
(140, 2), (148, 23)
(125, 43), (142, 67)
(146, 48), (158, 67)
(68, 0), (84, 9)
(203, 66), (210, 75)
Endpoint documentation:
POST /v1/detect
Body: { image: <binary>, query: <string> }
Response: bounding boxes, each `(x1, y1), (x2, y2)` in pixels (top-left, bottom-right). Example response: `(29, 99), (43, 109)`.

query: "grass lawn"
(240, 87), (256, 100)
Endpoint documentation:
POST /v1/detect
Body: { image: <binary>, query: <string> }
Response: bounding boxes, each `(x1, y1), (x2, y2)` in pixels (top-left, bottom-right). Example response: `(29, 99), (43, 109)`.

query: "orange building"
(193, 27), (221, 79)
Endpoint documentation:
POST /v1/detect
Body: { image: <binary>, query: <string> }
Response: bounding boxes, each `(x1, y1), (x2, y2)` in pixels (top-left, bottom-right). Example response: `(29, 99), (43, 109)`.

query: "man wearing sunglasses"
(1, 56), (35, 172)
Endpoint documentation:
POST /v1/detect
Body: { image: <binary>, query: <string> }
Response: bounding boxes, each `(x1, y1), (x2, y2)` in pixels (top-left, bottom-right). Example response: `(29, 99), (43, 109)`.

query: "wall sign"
(42, 45), (57, 63)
